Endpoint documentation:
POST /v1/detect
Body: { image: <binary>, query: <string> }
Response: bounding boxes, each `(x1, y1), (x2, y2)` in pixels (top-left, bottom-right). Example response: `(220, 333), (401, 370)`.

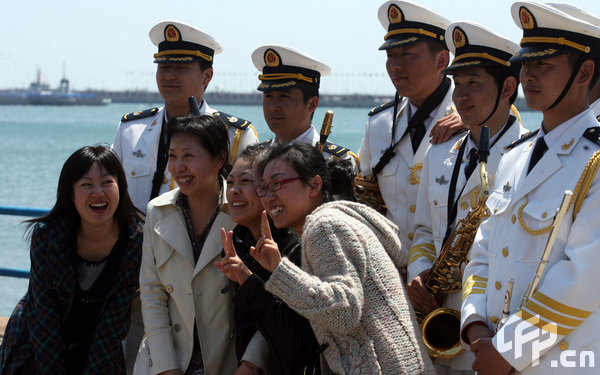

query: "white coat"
(133, 188), (266, 375)
(461, 109), (600, 374)
(358, 86), (455, 249)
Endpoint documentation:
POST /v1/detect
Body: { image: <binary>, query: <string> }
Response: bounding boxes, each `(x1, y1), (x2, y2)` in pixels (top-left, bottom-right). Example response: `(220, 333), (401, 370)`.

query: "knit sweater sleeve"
(266, 213), (365, 336)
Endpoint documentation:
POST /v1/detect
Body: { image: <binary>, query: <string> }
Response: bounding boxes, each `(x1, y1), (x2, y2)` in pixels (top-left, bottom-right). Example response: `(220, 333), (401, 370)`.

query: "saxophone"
(418, 126), (491, 359)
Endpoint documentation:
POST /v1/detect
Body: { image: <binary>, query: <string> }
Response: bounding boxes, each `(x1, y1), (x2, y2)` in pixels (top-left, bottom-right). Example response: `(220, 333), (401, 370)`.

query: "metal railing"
(0, 205), (49, 279)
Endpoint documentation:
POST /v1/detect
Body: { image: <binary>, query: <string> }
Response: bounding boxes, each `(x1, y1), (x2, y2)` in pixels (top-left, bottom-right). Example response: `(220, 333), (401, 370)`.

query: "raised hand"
(215, 228), (252, 285)
(250, 211), (282, 273)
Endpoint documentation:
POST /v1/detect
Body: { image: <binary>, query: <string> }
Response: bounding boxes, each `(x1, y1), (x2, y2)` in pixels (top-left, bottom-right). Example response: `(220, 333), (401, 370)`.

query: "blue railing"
(0, 205), (49, 279)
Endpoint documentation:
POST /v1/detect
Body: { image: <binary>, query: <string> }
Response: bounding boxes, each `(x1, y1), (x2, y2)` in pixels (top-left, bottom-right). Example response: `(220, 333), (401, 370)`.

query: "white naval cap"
(251, 45), (331, 92)
(149, 20), (223, 64)
(377, 0), (450, 50)
(546, 3), (600, 26)
(510, 1), (600, 62)
(444, 21), (520, 76)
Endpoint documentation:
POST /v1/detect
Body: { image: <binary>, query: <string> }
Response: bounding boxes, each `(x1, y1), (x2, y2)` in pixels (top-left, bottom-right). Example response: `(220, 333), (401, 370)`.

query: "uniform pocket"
(378, 159), (399, 211)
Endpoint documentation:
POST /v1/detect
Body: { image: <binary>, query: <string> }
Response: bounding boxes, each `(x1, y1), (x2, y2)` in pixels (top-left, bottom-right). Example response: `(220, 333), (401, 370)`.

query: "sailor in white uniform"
(251, 45), (358, 166)
(358, 0), (455, 250)
(460, 3), (600, 374)
(408, 21), (527, 375)
(112, 21), (258, 213)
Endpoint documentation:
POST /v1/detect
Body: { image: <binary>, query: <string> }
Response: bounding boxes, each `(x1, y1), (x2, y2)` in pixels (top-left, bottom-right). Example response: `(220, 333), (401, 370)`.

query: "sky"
(2, 0), (600, 95)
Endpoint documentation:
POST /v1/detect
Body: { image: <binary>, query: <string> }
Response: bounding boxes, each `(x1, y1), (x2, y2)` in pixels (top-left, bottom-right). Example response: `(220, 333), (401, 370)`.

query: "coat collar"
(152, 180), (233, 274)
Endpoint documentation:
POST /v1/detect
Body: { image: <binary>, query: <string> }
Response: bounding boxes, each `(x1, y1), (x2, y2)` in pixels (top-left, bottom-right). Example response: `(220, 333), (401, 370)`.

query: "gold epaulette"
(368, 100), (395, 116)
(322, 141), (350, 157)
(583, 127), (600, 146)
(505, 129), (540, 150)
(212, 111), (252, 130)
(121, 107), (159, 122)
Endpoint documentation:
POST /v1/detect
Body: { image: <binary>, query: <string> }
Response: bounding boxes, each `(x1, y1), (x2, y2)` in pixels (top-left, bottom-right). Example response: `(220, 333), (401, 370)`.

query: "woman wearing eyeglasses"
(238, 142), (433, 375)
(216, 144), (321, 375)
(134, 115), (266, 375)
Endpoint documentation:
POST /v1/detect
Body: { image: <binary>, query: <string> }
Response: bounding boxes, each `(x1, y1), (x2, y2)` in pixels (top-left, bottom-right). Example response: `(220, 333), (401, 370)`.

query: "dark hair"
(566, 51), (600, 91)
(423, 39), (449, 57)
(239, 142), (268, 161)
(26, 145), (139, 232)
(482, 66), (520, 105)
(167, 114), (230, 177)
(257, 142), (355, 202)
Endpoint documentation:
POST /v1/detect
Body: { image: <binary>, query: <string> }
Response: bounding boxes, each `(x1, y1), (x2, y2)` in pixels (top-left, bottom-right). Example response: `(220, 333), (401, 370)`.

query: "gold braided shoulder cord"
(409, 163), (423, 185)
(518, 149), (600, 234)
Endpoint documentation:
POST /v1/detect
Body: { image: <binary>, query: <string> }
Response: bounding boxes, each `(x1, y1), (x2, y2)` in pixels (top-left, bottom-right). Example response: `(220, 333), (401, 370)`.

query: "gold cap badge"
(520, 7), (535, 30)
(453, 27), (467, 48)
(264, 49), (281, 67)
(388, 4), (402, 24)
(164, 25), (181, 42)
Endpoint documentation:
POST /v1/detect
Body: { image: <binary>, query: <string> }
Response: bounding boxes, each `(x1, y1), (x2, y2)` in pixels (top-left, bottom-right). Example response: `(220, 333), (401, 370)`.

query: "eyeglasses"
(255, 177), (301, 197)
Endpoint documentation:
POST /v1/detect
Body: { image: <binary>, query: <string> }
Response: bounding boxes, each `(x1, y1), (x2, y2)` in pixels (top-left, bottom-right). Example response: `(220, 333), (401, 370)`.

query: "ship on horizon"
(0, 69), (111, 106)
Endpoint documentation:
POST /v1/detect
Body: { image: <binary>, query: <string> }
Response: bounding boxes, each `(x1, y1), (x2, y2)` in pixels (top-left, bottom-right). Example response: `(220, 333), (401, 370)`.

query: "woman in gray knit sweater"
(218, 143), (434, 375)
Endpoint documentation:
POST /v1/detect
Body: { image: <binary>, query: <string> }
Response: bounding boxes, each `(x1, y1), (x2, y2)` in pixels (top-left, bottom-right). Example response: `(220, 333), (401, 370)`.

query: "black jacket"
(232, 224), (321, 375)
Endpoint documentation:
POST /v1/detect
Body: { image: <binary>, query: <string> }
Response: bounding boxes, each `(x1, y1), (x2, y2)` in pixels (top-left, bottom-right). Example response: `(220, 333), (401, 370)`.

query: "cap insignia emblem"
(453, 27), (467, 49)
(388, 4), (403, 24)
(265, 49), (281, 67)
(165, 25), (181, 42)
(520, 7), (535, 30)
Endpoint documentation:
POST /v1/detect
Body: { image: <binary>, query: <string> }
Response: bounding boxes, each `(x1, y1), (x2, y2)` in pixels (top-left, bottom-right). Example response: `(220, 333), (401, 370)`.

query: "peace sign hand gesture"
(250, 211), (282, 273)
(215, 228), (252, 285)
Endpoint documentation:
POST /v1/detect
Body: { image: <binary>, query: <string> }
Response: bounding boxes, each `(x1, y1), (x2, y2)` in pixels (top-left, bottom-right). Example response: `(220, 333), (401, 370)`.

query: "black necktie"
(464, 147), (478, 180)
(410, 121), (426, 154)
(527, 137), (548, 175)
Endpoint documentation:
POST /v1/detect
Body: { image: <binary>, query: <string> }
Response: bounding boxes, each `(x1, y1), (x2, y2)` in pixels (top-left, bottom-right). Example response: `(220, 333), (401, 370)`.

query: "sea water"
(0, 103), (542, 316)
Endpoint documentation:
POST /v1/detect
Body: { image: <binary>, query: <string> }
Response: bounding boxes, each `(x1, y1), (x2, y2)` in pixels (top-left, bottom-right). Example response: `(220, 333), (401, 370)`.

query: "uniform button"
(408, 232), (414, 240)
(494, 207), (499, 213)
(131, 171), (136, 176)
(409, 204), (416, 213)
(495, 281), (502, 290)
(512, 215), (516, 224)
(149, 358), (152, 367)
(165, 284), (174, 294)
(173, 324), (181, 332)
(433, 200), (438, 206)
(163, 177), (168, 184)
(490, 316), (499, 325)
(542, 212), (548, 218)
(221, 286), (229, 294)
(502, 248), (509, 257)
(559, 341), (569, 351)
(460, 201), (469, 210)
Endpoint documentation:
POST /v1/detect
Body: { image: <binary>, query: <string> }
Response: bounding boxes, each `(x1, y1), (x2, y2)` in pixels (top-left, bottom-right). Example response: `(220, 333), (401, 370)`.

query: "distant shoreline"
(0, 89), (532, 111)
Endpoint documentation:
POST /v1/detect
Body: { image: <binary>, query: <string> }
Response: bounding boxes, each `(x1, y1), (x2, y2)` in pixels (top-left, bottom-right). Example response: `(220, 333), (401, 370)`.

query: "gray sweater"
(266, 201), (434, 375)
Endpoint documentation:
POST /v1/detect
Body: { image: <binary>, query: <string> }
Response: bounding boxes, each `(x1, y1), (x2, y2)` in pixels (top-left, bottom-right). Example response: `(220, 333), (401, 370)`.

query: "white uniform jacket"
(358, 87), (455, 249)
(134, 188), (266, 375)
(461, 109), (600, 374)
(591, 97), (600, 118)
(409, 119), (526, 371)
(112, 101), (259, 212)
